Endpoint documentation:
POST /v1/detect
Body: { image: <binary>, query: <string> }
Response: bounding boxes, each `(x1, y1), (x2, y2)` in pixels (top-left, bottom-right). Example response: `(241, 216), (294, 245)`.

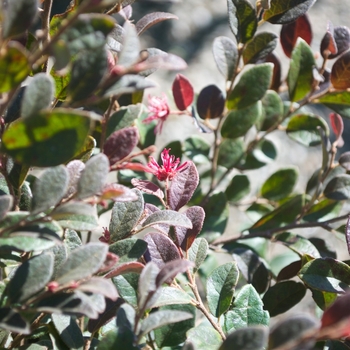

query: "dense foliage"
(2, 0), (350, 349)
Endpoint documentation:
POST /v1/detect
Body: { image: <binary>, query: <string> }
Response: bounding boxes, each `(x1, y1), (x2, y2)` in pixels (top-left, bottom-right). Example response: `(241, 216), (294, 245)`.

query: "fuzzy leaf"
(243, 32), (278, 64)
(187, 325), (222, 349)
(109, 189), (144, 242)
(118, 22), (140, 67)
(103, 127), (139, 165)
(172, 74), (194, 111)
(21, 73), (55, 119)
(156, 259), (193, 287)
(77, 277), (118, 300)
(6, 253), (54, 303)
(2, 109), (92, 167)
(168, 162), (199, 211)
(288, 38), (316, 101)
(260, 90), (284, 130)
(109, 238), (147, 263)
(31, 166), (69, 214)
(77, 153), (109, 199)
(207, 262), (239, 317)
(56, 243), (108, 285)
(105, 261), (144, 279)
(136, 12), (178, 36)
(321, 26), (350, 60)
(138, 261), (159, 310)
(212, 36), (238, 81)
(227, 63), (273, 110)
(142, 210), (192, 230)
(131, 178), (164, 199)
(188, 238), (209, 272)
(196, 85), (225, 119)
(113, 272), (139, 308)
(151, 287), (192, 308)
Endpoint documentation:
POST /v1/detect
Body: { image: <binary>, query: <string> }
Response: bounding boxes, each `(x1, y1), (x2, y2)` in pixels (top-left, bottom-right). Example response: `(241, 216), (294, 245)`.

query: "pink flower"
(143, 94), (170, 134)
(146, 148), (188, 181)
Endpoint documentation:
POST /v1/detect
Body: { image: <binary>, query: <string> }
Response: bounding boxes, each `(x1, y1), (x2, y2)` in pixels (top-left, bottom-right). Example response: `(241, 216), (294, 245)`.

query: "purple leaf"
(136, 12), (178, 36)
(156, 259), (193, 287)
(143, 204), (169, 235)
(104, 261), (144, 279)
(77, 277), (118, 300)
(175, 206), (205, 251)
(168, 162), (199, 211)
(143, 232), (180, 280)
(131, 178), (164, 199)
(103, 126), (139, 165)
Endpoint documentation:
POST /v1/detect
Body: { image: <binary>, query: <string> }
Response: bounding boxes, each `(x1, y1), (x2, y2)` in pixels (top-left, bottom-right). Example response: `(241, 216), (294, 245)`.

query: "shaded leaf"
(227, 63), (273, 110)
(243, 32), (278, 64)
(332, 51), (350, 90)
(207, 262), (239, 317)
(183, 136), (210, 164)
(109, 189), (144, 242)
(288, 38), (316, 101)
(188, 238), (209, 272)
(311, 289), (337, 311)
(105, 261), (144, 279)
(113, 272), (139, 308)
(109, 238), (147, 263)
(263, 281), (306, 317)
(136, 12), (178, 36)
(324, 174), (350, 200)
(1, 108), (92, 167)
(303, 198), (342, 222)
(212, 36), (238, 81)
(172, 74), (194, 111)
(218, 139), (245, 169)
(118, 22), (140, 67)
(0, 308), (30, 334)
(322, 26), (350, 60)
(138, 261), (159, 310)
(151, 287), (192, 308)
(225, 174), (250, 203)
(156, 259), (193, 287)
(0, 236), (56, 252)
(0, 195), (13, 220)
(196, 85), (225, 119)
(77, 277), (118, 300)
(56, 212), (99, 231)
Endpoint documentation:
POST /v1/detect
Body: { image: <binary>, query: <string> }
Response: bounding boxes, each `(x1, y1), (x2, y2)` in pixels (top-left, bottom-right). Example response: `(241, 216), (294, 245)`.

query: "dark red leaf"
(135, 12), (178, 36)
(156, 259), (193, 286)
(277, 260), (302, 282)
(329, 112), (344, 146)
(131, 178), (164, 199)
(196, 85), (225, 119)
(320, 22), (337, 58)
(168, 162), (199, 211)
(326, 26), (350, 60)
(103, 126), (139, 165)
(265, 52), (281, 91)
(174, 206), (205, 251)
(104, 261), (144, 279)
(172, 74), (194, 111)
(143, 232), (180, 275)
(280, 14), (312, 58)
(331, 51), (350, 90)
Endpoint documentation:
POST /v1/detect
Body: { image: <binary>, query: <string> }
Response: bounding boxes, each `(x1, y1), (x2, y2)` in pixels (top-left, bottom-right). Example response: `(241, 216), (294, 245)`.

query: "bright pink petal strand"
(143, 94), (170, 134)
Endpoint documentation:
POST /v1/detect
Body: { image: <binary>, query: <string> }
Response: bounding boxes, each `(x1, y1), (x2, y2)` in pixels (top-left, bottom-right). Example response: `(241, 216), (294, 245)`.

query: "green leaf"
(188, 238), (209, 272)
(21, 73), (55, 119)
(0, 42), (30, 93)
(227, 63), (273, 110)
(135, 106), (156, 149)
(288, 38), (316, 102)
(0, 308), (30, 334)
(303, 198), (342, 222)
(243, 32), (278, 64)
(318, 91), (350, 119)
(224, 284), (269, 333)
(77, 153), (109, 199)
(262, 281), (306, 317)
(6, 253), (54, 303)
(212, 36), (238, 81)
(112, 272), (139, 308)
(260, 90), (284, 131)
(153, 304), (196, 348)
(299, 258), (350, 293)
(186, 324), (222, 350)
(109, 189), (144, 242)
(324, 174), (350, 200)
(1, 108), (92, 167)
(64, 229), (82, 251)
(67, 47), (107, 102)
(0, 236), (56, 252)
(109, 239), (147, 263)
(262, 0), (317, 24)
(225, 175), (250, 203)
(207, 262), (239, 317)
(142, 210), (192, 230)
(0, 195), (13, 220)
(201, 192), (229, 242)
(31, 165), (69, 214)
(183, 136), (211, 164)
(139, 309), (193, 341)
(217, 139), (245, 169)
(56, 212), (99, 231)
(311, 289), (337, 311)
(222, 102), (262, 138)
(2, 0), (38, 39)
(274, 232), (321, 258)
(52, 314), (84, 350)
(219, 326), (268, 350)
(56, 242), (108, 285)
(261, 167), (298, 201)
(151, 287), (192, 308)
(227, 0), (257, 43)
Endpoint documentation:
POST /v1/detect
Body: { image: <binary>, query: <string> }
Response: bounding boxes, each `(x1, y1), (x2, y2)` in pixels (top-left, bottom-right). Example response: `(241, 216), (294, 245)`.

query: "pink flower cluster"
(143, 94), (170, 134)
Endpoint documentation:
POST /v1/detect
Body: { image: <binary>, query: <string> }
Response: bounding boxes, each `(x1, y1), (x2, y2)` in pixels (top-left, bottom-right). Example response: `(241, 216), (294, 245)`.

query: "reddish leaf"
(104, 261), (144, 279)
(77, 277), (118, 300)
(103, 126), (139, 165)
(331, 51), (350, 90)
(174, 206), (205, 251)
(280, 14), (312, 58)
(320, 22), (337, 58)
(101, 183), (138, 202)
(168, 162), (199, 211)
(131, 178), (164, 199)
(156, 259), (193, 287)
(329, 113), (344, 147)
(172, 74), (194, 111)
(265, 52), (281, 91)
(135, 12), (178, 36)
(196, 85), (225, 119)
(143, 232), (180, 273)
(321, 291), (350, 338)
